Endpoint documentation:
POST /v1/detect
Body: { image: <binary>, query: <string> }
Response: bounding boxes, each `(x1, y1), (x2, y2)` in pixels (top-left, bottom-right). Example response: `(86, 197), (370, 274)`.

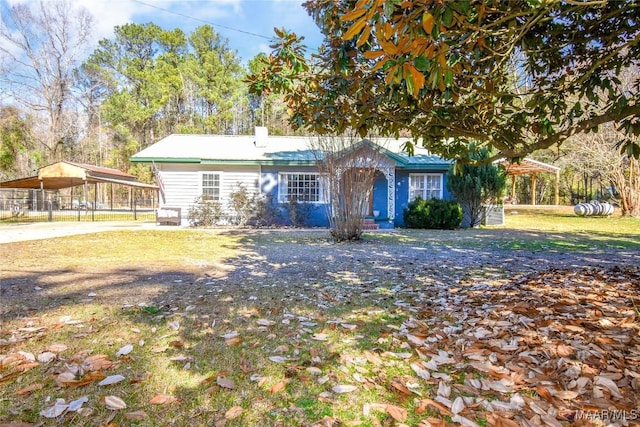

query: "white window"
(409, 173), (443, 200)
(279, 173), (322, 203)
(201, 172), (221, 201)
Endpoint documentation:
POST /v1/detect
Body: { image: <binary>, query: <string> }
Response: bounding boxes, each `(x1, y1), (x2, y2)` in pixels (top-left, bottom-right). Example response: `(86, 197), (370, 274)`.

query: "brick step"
(362, 217), (379, 230)
(362, 223), (380, 230)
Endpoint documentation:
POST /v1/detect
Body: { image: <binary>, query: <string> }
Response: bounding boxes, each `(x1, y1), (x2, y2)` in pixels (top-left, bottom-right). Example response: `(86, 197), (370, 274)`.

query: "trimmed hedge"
(403, 197), (463, 230)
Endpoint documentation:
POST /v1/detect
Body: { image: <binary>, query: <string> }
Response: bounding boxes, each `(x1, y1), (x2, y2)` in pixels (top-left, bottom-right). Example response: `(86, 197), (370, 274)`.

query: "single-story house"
(130, 128), (454, 228)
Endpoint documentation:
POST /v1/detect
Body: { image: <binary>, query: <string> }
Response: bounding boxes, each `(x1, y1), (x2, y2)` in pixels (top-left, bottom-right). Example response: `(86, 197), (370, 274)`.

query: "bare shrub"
(311, 135), (387, 242)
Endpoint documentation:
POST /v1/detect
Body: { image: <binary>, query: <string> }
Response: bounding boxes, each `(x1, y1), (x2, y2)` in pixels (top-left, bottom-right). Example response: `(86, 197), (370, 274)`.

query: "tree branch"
(512, 103), (640, 158)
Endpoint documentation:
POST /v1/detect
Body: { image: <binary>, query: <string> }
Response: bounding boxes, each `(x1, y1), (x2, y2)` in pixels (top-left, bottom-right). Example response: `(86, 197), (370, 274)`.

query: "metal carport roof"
(0, 161), (157, 190)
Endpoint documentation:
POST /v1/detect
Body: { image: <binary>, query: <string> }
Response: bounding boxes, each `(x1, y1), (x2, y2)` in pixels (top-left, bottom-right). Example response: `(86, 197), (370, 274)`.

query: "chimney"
(254, 126), (268, 148)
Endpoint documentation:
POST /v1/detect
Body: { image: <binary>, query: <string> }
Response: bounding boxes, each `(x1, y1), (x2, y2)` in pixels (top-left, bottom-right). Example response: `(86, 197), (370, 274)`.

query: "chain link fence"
(0, 189), (156, 223)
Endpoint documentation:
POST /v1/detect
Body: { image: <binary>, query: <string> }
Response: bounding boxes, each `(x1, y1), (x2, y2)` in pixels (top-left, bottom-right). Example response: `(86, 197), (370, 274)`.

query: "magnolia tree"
(247, 1), (639, 165)
(312, 135), (387, 242)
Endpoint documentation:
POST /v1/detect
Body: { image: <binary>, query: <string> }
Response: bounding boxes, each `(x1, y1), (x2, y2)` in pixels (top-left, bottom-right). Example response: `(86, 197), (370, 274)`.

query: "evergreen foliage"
(247, 1), (640, 163)
(403, 197), (462, 230)
(447, 151), (506, 228)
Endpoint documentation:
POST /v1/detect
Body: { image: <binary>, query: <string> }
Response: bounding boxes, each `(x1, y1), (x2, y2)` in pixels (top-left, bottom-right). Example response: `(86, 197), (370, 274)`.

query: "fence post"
(77, 205), (81, 221)
(48, 200), (53, 222)
(134, 199), (137, 221)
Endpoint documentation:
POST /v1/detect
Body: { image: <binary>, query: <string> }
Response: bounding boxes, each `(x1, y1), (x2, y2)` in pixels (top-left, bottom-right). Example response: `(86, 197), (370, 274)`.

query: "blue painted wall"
(261, 166), (328, 227)
(372, 172), (388, 218)
(394, 170), (452, 227)
(261, 166), (451, 228)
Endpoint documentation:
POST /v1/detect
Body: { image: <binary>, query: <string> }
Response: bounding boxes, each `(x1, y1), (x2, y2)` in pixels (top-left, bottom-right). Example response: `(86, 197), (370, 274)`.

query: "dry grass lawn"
(1, 210), (639, 426)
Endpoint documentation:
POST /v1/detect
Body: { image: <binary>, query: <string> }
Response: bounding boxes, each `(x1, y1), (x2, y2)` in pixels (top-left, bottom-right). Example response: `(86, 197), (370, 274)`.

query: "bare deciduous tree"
(565, 126), (640, 217)
(556, 66), (640, 217)
(0, 0), (93, 161)
(312, 135), (388, 242)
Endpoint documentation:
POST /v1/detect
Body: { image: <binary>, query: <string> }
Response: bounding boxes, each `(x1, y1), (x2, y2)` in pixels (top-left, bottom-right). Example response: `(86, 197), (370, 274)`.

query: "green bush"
(403, 197), (463, 229)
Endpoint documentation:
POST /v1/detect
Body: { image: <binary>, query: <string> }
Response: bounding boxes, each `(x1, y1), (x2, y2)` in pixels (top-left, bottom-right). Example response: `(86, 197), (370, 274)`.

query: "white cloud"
(2, 0), (322, 63)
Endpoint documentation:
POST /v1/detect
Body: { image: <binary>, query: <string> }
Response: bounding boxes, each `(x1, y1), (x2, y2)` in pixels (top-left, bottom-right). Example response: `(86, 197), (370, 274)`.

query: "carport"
(0, 161), (158, 220)
(501, 158), (560, 205)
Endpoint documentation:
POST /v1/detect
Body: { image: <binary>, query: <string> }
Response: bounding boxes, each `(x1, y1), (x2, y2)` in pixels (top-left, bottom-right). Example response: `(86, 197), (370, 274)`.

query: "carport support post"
(92, 183), (96, 221)
(40, 180), (44, 212)
(554, 170), (560, 205)
(531, 172), (537, 205)
(84, 180), (89, 221)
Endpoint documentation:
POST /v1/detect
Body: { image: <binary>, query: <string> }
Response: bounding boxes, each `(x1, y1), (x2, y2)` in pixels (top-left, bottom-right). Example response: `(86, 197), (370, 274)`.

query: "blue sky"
(3, 0), (324, 64)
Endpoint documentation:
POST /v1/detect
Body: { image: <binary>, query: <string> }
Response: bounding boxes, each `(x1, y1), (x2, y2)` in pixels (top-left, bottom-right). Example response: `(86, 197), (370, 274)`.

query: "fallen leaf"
(257, 319), (276, 326)
(54, 372), (77, 387)
(269, 380), (286, 394)
(306, 367), (322, 375)
(332, 384), (357, 394)
(116, 344), (133, 357)
(594, 375), (623, 398)
(312, 333), (328, 341)
(40, 399), (68, 418)
(225, 336), (243, 346)
(452, 414), (481, 427)
(82, 354), (113, 371)
(99, 374), (126, 386)
(37, 352), (56, 363)
(17, 351), (35, 362)
(221, 331), (238, 339)
(225, 406), (244, 419)
(14, 383), (43, 396)
(390, 380), (413, 396)
(540, 414), (563, 427)
(67, 396), (89, 412)
(104, 395), (127, 410)
(217, 376), (236, 390)
(385, 404), (407, 422)
(48, 343), (68, 353)
(149, 394), (178, 404)
(416, 398), (453, 417)
(124, 410), (148, 420)
(451, 396), (465, 415)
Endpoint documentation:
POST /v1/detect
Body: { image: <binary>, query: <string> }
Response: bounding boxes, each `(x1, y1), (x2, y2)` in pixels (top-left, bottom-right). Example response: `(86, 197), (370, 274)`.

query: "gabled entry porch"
(332, 141), (397, 229)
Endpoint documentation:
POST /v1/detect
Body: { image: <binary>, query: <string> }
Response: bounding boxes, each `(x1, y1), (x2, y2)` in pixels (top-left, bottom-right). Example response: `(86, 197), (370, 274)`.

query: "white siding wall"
(158, 164), (260, 218)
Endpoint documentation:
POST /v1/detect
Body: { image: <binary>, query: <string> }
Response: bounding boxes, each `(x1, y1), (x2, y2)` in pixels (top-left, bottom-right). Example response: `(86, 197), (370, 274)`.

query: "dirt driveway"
(0, 221), (174, 244)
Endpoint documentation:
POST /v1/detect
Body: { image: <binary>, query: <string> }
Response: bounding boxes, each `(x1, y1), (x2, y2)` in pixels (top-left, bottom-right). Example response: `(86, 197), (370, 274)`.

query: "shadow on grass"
(1, 228), (639, 425)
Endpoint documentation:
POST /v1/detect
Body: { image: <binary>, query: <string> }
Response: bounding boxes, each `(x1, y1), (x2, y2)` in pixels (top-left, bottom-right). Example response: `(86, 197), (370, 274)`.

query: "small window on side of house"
(201, 172), (221, 201)
(409, 173), (443, 201)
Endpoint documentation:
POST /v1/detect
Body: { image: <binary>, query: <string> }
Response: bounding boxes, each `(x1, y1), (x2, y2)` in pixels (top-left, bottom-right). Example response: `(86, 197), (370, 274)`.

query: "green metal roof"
(130, 134), (452, 170)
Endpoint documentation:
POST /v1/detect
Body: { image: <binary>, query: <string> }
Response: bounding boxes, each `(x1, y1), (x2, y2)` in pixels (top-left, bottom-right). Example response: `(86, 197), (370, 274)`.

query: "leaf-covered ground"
(1, 227), (639, 426)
